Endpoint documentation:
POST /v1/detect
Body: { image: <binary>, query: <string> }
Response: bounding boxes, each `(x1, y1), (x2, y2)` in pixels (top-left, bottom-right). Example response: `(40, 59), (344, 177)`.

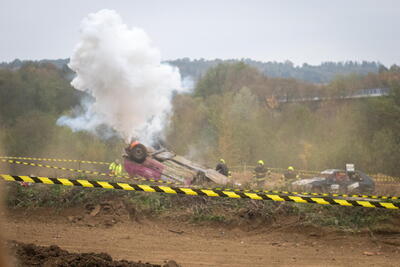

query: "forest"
(168, 58), (385, 84)
(0, 60), (399, 176)
(1, 58), (386, 84)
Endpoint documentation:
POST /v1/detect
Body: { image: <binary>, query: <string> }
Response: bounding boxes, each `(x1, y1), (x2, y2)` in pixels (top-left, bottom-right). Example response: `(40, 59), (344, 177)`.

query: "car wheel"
(128, 144), (147, 163)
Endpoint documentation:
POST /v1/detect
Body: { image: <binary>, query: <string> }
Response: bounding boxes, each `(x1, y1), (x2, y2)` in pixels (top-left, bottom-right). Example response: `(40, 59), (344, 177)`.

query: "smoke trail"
(58, 9), (184, 145)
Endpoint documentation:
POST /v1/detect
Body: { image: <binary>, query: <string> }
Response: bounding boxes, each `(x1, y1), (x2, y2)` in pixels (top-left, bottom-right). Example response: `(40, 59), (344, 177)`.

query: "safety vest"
(109, 162), (122, 175)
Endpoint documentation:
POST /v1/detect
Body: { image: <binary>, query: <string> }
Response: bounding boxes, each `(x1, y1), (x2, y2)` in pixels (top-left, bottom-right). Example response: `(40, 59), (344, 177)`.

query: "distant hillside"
(167, 58), (384, 84)
(0, 58), (69, 70)
(0, 58), (386, 83)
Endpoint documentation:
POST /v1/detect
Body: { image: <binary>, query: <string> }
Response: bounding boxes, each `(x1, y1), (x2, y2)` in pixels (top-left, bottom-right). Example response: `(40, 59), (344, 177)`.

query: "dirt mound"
(66, 200), (139, 228)
(9, 241), (179, 267)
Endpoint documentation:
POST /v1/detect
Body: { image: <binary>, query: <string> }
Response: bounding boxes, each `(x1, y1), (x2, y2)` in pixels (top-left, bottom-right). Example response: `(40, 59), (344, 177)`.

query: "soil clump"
(9, 241), (179, 267)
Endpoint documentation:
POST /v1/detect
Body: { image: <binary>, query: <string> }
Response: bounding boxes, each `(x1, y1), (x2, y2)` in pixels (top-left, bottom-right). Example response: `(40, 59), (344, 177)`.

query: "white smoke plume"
(58, 9), (184, 145)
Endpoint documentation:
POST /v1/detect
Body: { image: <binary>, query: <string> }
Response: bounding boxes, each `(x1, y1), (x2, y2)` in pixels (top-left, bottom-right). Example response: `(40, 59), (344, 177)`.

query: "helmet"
(288, 166), (294, 171)
(257, 160), (264, 165)
(220, 159), (225, 164)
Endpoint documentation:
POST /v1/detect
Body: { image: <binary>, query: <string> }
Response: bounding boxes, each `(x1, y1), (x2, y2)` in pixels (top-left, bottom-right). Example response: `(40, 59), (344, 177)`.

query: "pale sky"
(1, 0), (399, 66)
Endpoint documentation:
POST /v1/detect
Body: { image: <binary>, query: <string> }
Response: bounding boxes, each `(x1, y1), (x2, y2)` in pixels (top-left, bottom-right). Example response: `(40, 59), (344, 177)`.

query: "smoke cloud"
(58, 9), (184, 145)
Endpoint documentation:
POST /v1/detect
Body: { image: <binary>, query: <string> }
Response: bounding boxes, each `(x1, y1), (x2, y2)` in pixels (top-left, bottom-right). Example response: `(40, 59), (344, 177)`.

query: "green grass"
(4, 183), (398, 231)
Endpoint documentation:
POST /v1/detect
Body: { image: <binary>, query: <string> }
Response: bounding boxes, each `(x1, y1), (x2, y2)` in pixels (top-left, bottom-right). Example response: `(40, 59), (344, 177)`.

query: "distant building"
(276, 87), (390, 103)
(349, 88), (390, 98)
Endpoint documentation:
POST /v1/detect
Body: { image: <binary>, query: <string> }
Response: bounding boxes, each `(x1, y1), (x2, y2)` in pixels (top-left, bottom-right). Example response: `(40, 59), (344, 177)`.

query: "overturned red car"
(124, 141), (228, 186)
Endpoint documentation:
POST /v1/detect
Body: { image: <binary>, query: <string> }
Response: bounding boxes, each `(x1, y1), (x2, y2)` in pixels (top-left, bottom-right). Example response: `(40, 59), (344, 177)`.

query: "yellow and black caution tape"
(3, 156), (400, 183)
(1, 174), (399, 210)
(1, 159), (112, 176)
(0, 156), (109, 165)
(3, 159), (400, 202)
(0, 159), (184, 186)
(211, 187), (400, 201)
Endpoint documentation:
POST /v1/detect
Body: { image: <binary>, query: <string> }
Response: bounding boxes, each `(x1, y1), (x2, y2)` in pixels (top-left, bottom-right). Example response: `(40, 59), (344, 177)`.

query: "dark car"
(292, 169), (375, 194)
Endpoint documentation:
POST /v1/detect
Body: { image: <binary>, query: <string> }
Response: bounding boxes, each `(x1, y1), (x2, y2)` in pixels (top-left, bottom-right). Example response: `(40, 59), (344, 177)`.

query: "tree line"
(0, 62), (124, 162)
(1, 58), (393, 84)
(167, 58), (388, 84)
(166, 63), (400, 176)
(0, 60), (399, 176)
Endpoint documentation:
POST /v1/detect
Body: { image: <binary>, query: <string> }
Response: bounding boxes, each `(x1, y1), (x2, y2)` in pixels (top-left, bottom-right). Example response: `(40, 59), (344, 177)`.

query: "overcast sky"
(1, 0), (399, 66)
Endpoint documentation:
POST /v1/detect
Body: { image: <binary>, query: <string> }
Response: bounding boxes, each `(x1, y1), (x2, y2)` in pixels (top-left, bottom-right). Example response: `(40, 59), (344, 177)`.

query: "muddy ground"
(3, 205), (400, 267)
(2, 162), (400, 266)
(9, 241), (179, 267)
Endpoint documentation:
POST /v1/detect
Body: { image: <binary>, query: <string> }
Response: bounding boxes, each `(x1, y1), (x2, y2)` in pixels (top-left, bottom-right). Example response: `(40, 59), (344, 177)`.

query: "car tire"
(128, 144), (147, 163)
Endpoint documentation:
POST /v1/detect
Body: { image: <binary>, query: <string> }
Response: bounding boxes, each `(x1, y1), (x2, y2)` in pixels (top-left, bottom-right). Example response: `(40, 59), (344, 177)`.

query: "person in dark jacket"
(216, 159), (230, 177)
(284, 166), (297, 181)
(253, 160), (269, 187)
(283, 166), (300, 189)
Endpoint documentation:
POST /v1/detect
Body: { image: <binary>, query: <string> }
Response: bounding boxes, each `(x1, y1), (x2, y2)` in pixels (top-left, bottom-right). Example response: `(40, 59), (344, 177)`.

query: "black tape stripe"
(108, 182), (124, 190)
(30, 177), (43, 183)
(53, 178), (63, 185)
(151, 186), (165, 193)
(46, 177), (59, 184)
(11, 175), (23, 182)
(70, 179), (82, 186)
(279, 195), (294, 202)
(91, 181), (104, 188)
(128, 184), (141, 191)
(221, 191), (237, 198)
(194, 189), (211, 196)
(344, 199), (366, 207)
(173, 187), (190, 195)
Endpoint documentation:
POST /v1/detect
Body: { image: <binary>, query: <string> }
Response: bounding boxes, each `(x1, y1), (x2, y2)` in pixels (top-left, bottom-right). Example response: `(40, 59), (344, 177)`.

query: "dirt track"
(3, 208), (400, 267)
